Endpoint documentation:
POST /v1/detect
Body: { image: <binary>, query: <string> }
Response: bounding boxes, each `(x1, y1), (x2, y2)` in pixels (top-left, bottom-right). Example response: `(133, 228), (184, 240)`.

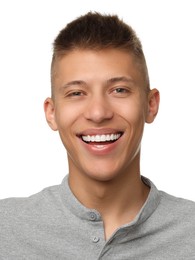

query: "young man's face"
(45, 49), (159, 182)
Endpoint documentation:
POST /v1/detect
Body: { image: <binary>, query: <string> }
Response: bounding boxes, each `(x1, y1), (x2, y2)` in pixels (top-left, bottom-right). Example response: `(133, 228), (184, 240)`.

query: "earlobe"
(44, 98), (58, 131)
(146, 89), (160, 123)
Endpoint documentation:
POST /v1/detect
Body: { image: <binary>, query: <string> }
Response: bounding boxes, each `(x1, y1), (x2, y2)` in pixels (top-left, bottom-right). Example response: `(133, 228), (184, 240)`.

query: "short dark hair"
(51, 12), (150, 95)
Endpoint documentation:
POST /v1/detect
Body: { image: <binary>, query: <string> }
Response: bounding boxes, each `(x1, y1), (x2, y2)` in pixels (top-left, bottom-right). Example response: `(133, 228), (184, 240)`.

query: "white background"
(0, 0), (194, 200)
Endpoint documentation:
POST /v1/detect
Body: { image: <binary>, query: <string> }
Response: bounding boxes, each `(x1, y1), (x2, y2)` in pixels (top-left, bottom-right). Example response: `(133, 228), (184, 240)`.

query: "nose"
(84, 96), (113, 123)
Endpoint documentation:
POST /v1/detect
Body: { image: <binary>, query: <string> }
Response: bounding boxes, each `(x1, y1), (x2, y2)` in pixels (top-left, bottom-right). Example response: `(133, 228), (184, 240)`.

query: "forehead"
(52, 48), (145, 88)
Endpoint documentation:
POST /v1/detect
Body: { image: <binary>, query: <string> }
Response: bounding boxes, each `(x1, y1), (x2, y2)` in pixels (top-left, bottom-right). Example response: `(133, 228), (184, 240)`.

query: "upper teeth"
(82, 133), (121, 142)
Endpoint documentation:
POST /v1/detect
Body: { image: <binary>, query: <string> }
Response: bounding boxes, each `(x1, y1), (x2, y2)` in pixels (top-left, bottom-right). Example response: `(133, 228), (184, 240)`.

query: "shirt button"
(92, 236), (100, 243)
(89, 212), (97, 221)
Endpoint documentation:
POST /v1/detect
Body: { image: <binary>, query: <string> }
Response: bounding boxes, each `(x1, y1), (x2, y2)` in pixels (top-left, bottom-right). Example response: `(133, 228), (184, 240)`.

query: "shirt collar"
(60, 175), (102, 221)
(128, 176), (161, 227)
(59, 175), (161, 226)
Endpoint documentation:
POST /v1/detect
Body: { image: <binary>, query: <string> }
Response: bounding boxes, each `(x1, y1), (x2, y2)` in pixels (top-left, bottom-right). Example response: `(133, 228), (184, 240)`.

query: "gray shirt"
(0, 176), (194, 259)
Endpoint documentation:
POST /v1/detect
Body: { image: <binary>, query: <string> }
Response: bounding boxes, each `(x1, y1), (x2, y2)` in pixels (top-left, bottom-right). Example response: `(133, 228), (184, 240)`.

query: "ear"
(146, 88), (160, 123)
(44, 97), (58, 131)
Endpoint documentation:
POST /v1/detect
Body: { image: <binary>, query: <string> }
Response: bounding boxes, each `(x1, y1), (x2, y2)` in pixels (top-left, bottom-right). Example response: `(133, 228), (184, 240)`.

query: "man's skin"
(44, 48), (160, 240)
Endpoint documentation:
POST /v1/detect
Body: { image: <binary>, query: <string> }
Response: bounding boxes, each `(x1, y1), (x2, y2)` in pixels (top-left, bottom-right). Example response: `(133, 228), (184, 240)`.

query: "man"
(0, 12), (194, 259)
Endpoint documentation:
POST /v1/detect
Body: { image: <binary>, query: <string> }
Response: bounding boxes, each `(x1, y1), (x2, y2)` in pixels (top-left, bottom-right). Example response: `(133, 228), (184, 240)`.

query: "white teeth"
(82, 133), (121, 143)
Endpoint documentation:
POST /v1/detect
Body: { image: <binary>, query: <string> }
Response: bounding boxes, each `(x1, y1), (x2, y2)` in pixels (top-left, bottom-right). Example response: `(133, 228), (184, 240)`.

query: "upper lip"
(77, 128), (124, 136)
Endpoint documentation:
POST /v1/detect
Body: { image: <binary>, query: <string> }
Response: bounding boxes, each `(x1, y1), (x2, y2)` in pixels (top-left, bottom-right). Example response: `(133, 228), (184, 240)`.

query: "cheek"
(55, 107), (77, 152)
(54, 104), (84, 152)
(54, 104), (80, 130)
(117, 100), (145, 126)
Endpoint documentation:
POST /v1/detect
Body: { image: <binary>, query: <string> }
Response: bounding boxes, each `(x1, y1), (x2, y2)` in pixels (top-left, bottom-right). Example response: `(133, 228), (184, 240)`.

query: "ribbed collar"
(59, 175), (161, 226)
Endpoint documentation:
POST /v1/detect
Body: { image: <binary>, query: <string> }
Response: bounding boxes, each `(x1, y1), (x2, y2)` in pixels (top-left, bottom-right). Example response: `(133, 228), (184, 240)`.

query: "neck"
(71, 171), (147, 210)
(68, 159), (150, 239)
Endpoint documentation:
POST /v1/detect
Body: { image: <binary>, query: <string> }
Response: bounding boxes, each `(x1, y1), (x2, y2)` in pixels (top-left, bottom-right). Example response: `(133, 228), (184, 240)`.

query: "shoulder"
(0, 183), (62, 222)
(157, 190), (195, 225)
(144, 176), (195, 218)
(159, 190), (195, 212)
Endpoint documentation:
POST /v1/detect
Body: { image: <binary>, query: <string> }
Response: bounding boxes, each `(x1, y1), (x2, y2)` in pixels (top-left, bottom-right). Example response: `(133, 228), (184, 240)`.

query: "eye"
(114, 88), (128, 93)
(66, 90), (85, 98)
(70, 91), (83, 96)
(110, 86), (132, 98)
(112, 87), (131, 96)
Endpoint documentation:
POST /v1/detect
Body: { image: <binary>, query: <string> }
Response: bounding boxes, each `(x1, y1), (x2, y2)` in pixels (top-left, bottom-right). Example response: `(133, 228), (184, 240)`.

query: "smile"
(81, 133), (122, 143)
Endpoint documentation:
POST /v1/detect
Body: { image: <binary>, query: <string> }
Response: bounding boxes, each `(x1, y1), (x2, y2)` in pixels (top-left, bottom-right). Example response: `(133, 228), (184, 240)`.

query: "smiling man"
(0, 12), (195, 259)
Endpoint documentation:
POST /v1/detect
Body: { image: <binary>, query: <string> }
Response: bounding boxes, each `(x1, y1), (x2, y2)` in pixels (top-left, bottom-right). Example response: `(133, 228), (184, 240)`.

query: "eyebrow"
(60, 76), (135, 90)
(59, 80), (86, 93)
(62, 80), (86, 88)
(106, 76), (135, 85)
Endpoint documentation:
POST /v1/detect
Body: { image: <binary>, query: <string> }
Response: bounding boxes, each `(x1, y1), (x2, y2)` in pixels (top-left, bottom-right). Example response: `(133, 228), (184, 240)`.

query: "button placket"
(88, 211), (102, 244)
(89, 212), (97, 221)
(92, 236), (100, 243)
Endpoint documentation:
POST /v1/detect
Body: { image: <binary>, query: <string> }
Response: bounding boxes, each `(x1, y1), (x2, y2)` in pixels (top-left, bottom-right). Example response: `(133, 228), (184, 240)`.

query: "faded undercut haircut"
(51, 12), (150, 97)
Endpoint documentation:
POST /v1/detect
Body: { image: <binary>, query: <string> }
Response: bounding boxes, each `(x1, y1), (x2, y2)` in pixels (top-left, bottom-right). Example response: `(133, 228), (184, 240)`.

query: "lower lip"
(79, 138), (122, 156)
